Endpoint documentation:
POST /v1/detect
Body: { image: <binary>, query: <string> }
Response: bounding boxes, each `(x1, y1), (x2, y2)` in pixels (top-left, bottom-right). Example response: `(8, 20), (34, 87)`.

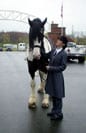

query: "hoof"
(28, 103), (37, 109)
(42, 103), (49, 109)
(28, 95), (36, 109)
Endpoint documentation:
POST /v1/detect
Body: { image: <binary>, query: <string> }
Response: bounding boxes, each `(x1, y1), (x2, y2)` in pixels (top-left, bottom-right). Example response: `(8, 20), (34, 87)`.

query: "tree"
(2, 32), (10, 44)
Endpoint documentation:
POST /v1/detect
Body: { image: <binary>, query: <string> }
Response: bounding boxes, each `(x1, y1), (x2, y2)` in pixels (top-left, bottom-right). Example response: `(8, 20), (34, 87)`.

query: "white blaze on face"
(33, 38), (41, 59)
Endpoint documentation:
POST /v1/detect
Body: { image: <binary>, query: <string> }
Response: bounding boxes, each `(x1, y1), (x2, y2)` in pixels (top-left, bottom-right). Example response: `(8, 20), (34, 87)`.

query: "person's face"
(55, 39), (65, 48)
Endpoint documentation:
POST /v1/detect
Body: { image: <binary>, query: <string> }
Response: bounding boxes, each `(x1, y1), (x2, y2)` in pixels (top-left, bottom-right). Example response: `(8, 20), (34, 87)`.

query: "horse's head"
(28, 18), (47, 59)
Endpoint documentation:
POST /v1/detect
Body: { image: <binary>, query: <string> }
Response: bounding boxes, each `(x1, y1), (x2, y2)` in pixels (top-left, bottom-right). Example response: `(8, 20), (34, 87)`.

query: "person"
(43, 36), (68, 120)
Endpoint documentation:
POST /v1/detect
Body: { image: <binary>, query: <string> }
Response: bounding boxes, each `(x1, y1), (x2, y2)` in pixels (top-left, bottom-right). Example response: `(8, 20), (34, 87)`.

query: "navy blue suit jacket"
(44, 49), (67, 98)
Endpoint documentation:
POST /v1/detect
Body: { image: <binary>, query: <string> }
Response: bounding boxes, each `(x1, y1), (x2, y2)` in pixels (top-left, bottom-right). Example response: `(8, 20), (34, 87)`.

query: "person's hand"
(46, 66), (50, 70)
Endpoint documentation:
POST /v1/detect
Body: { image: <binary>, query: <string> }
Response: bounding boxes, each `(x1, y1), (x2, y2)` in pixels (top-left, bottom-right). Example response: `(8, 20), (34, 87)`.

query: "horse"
(26, 18), (51, 108)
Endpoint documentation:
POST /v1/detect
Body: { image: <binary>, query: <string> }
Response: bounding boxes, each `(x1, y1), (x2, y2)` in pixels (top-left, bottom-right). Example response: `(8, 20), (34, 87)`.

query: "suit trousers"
(52, 97), (63, 115)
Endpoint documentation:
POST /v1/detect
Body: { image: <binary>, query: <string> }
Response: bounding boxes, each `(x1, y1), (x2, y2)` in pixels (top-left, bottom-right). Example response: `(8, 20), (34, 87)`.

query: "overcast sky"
(0, 0), (86, 34)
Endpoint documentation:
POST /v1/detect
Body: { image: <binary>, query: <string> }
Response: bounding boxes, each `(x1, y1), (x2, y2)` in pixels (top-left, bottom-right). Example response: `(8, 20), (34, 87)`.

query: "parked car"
(0, 47), (3, 51)
(6, 47), (12, 51)
(65, 42), (86, 63)
(3, 44), (13, 51)
(17, 43), (26, 51)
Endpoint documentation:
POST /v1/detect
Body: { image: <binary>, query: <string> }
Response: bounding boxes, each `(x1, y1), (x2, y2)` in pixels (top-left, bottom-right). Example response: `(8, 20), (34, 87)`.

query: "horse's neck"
(43, 37), (51, 53)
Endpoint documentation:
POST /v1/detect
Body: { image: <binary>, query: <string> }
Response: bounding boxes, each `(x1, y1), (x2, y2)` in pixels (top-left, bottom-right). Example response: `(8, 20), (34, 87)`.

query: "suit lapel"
(53, 49), (63, 58)
(50, 49), (63, 64)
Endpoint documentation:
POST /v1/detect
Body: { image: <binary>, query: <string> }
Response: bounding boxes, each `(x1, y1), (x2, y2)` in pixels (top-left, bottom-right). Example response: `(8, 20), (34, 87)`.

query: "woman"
(44, 36), (68, 120)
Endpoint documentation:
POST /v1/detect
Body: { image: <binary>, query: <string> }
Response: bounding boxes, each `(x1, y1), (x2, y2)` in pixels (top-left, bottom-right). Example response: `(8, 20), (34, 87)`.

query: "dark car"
(0, 47), (3, 51)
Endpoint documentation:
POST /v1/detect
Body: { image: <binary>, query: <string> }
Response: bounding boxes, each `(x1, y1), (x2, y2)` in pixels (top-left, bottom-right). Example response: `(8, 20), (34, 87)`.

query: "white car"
(18, 43), (26, 51)
(65, 42), (86, 63)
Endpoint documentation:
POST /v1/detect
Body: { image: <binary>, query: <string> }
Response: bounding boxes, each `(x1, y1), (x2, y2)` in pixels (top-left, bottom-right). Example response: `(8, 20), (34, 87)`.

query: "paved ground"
(0, 52), (86, 133)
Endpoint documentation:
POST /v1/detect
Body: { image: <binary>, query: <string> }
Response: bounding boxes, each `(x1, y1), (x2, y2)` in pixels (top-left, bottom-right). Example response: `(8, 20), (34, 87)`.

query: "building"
(48, 22), (66, 44)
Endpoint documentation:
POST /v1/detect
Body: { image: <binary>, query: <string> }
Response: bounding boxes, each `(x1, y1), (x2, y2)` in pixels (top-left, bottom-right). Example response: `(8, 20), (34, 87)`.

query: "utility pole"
(61, 0), (64, 36)
(72, 25), (74, 38)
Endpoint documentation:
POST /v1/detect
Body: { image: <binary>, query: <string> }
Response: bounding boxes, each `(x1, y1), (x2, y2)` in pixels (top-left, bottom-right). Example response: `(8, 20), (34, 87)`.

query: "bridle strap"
(34, 45), (41, 48)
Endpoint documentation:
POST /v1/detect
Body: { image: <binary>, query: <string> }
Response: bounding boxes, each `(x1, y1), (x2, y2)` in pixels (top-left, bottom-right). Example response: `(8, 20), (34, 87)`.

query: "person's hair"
(59, 36), (68, 49)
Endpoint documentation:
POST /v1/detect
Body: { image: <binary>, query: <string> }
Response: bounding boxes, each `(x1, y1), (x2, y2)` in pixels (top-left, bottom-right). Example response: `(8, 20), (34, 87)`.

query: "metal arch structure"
(0, 10), (51, 32)
(0, 10), (36, 24)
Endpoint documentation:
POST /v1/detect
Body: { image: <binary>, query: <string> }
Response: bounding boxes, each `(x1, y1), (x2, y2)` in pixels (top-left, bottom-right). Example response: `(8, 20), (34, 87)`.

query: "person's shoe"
(47, 112), (54, 117)
(50, 114), (63, 120)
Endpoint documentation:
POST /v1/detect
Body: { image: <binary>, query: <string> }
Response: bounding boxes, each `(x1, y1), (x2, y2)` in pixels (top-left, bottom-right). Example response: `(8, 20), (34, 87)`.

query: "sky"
(0, 0), (86, 35)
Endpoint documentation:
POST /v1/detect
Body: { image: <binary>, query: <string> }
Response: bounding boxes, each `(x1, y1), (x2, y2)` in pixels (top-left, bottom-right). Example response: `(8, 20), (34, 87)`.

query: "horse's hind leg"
(38, 71), (49, 108)
(42, 88), (49, 108)
(38, 71), (45, 93)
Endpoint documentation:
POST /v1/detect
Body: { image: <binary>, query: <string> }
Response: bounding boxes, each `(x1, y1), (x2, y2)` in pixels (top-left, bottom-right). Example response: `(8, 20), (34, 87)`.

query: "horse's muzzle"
(33, 55), (41, 60)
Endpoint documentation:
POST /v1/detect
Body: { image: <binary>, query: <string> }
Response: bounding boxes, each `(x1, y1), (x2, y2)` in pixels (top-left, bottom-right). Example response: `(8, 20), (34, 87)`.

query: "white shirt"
(56, 48), (62, 54)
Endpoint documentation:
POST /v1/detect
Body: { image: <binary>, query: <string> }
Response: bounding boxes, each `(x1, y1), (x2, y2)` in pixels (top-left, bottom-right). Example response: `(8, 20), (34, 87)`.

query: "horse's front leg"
(28, 78), (37, 109)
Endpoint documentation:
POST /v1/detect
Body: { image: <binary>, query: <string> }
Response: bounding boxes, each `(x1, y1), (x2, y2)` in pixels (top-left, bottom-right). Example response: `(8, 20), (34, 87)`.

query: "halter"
(34, 45), (41, 48)
(33, 35), (52, 50)
(33, 32), (44, 49)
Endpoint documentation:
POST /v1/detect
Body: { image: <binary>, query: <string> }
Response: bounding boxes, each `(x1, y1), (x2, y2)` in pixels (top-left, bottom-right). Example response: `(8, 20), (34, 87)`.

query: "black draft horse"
(26, 18), (51, 108)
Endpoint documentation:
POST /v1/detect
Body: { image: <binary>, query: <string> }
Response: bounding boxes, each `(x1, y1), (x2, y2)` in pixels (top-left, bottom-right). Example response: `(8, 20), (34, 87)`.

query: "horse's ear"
(28, 18), (33, 26)
(42, 18), (47, 25)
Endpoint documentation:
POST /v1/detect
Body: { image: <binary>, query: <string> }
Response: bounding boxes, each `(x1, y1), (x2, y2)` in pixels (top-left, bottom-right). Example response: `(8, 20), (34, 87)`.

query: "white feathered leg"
(42, 83), (49, 108)
(39, 72), (49, 108)
(28, 79), (37, 108)
(38, 71), (44, 93)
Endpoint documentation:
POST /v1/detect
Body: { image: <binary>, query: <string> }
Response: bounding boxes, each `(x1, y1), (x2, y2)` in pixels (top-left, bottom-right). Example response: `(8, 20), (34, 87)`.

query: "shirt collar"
(56, 48), (63, 54)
